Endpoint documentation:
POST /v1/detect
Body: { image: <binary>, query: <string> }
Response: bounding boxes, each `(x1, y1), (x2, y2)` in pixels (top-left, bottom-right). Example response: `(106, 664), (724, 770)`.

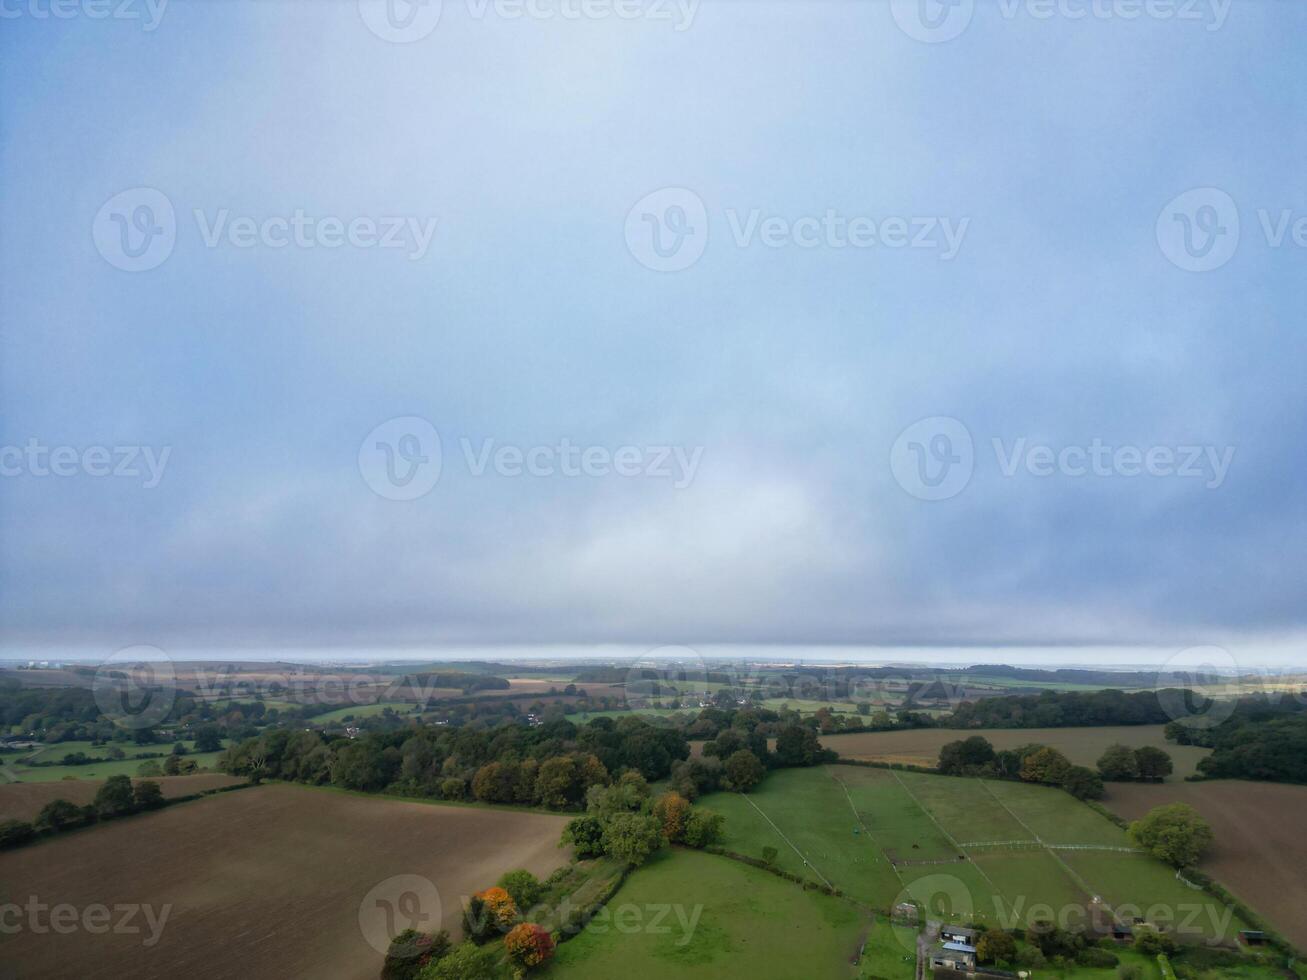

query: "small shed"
(941, 926), (978, 946)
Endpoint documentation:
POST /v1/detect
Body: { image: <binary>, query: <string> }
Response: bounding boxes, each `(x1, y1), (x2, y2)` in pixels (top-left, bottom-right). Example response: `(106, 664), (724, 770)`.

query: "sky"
(1, 0), (1305, 668)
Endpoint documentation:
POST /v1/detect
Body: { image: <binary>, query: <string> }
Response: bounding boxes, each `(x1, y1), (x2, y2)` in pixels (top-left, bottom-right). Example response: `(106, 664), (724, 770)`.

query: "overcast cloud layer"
(1, 1), (1304, 664)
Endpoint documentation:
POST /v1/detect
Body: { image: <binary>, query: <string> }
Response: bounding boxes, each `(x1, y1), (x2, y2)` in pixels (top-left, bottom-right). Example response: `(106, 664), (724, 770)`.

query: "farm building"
(941, 926), (977, 946)
(931, 941), (977, 973)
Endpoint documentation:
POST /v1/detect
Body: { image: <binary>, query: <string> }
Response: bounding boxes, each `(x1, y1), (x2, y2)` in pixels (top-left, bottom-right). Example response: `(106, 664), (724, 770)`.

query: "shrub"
(35, 798), (84, 833)
(1117, 964), (1142, 980)
(504, 922), (555, 974)
(133, 780), (166, 810)
(439, 778), (465, 801)
(0, 819), (36, 849)
(761, 845), (779, 866)
(421, 941), (499, 980)
(1076, 947), (1119, 968)
(681, 808), (724, 848)
(560, 814), (605, 858)
(652, 792), (691, 842)
(382, 928), (451, 980)
(497, 870), (542, 911)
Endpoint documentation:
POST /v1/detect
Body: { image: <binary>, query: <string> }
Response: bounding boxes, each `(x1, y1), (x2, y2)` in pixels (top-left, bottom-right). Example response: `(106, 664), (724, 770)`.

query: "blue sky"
(1, 0), (1304, 665)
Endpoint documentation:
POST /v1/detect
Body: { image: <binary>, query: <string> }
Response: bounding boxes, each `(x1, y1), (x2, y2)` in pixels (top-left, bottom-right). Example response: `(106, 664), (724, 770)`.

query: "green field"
(545, 848), (887, 979)
(307, 701), (422, 723)
(699, 766), (1246, 940)
(1, 750), (225, 782)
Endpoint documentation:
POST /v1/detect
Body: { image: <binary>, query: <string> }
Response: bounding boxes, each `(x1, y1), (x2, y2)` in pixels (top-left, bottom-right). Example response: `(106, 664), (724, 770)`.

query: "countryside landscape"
(3, 657), (1306, 979)
(4, 2), (1305, 979)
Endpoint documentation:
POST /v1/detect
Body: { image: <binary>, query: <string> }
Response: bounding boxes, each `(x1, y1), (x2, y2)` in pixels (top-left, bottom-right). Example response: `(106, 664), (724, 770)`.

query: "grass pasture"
(546, 847), (879, 979)
(0, 783), (573, 980)
(816, 726), (1210, 780)
(700, 766), (1245, 941)
(1, 749), (226, 782)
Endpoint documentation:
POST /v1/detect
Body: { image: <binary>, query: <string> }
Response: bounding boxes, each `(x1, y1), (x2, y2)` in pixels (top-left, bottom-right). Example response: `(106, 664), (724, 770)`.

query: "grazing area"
(700, 766), (1244, 940)
(814, 727), (1210, 780)
(0, 749), (226, 783)
(544, 847), (884, 979)
(0, 772), (243, 821)
(0, 783), (572, 980)
(1105, 780), (1307, 950)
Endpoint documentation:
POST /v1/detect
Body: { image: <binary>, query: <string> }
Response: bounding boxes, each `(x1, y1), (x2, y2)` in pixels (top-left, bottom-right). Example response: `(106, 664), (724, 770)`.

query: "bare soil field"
(0, 783), (572, 980)
(1104, 780), (1307, 950)
(0, 773), (244, 822)
(809, 725), (1210, 779)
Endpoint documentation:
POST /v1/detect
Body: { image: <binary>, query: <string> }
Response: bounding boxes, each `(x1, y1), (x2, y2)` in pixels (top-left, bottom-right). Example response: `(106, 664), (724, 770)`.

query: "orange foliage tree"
(504, 922), (555, 975)
(652, 791), (691, 842)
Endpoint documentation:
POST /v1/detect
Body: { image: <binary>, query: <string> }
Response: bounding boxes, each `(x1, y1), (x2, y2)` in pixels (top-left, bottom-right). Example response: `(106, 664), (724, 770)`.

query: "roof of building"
(940, 942), (977, 954)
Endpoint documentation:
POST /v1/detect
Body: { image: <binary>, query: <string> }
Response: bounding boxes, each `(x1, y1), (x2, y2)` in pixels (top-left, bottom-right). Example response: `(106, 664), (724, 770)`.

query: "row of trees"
(0, 775), (165, 849)
(1097, 743), (1173, 782)
(937, 737), (1105, 799)
(560, 772), (723, 867)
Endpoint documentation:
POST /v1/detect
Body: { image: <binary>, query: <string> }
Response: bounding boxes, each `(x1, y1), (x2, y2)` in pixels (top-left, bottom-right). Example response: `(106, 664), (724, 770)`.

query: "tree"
(94, 774), (137, 818)
(504, 923), (555, 974)
(1133, 746), (1173, 782)
(723, 750), (765, 792)
(465, 887), (517, 939)
(133, 780), (166, 810)
(600, 812), (664, 867)
(497, 870), (543, 912)
(761, 845), (779, 865)
(136, 759), (164, 777)
(560, 815), (605, 858)
(194, 725), (224, 752)
(0, 819), (36, 849)
(976, 930), (1017, 965)
(652, 792), (691, 842)
(1097, 744), (1140, 781)
(682, 808), (724, 848)
(35, 798), (85, 833)
(938, 736), (996, 775)
(382, 928), (450, 980)
(1019, 746), (1072, 785)
(1061, 765), (1105, 800)
(439, 778), (465, 800)
(774, 725), (823, 767)
(171, 741), (188, 756)
(1128, 803), (1213, 867)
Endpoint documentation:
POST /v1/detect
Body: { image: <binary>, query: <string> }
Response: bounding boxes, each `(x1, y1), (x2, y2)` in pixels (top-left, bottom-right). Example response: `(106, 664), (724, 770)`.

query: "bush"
(682, 808), (724, 848)
(1016, 946), (1047, 968)
(420, 941), (499, 980)
(133, 780), (166, 810)
(0, 819), (36, 849)
(497, 870), (542, 912)
(382, 929), (451, 980)
(761, 845), (779, 866)
(439, 778), (465, 801)
(1117, 964), (1142, 980)
(504, 922), (555, 974)
(1076, 947), (1119, 968)
(560, 815), (605, 858)
(35, 798), (84, 833)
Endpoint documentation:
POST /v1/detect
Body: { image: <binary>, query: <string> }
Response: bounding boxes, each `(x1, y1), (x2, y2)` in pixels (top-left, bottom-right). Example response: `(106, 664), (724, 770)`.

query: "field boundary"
(827, 766), (905, 885)
(891, 770), (1000, 892)
(737, 791), (837, 890)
